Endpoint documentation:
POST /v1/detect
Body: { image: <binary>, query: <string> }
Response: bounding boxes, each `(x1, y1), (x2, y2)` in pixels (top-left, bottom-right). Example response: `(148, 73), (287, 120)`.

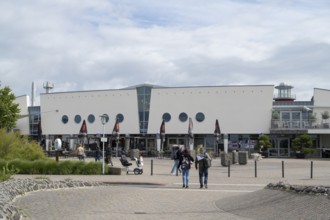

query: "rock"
(267, 181), (330, 198)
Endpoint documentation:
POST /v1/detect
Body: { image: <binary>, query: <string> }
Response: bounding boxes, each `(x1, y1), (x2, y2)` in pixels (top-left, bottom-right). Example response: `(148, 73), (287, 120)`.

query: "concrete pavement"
(13, 157), (330, 220)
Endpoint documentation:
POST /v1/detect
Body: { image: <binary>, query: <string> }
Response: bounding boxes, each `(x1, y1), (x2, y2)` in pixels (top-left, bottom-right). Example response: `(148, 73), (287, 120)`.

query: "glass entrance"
(269, 138), (290, 157)
(168, 138), (185, 150)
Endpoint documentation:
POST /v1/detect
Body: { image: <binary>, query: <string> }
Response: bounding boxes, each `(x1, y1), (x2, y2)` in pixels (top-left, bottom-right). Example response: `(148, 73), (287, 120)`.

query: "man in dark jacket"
(170, 146), (183, 175)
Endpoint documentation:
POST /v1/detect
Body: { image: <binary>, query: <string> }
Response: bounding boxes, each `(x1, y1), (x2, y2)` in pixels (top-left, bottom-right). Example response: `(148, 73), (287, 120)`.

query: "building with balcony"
(14, 83), (330, 158)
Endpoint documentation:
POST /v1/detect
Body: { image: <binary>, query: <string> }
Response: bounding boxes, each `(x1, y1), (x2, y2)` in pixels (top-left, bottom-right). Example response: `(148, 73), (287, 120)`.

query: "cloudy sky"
(1, 0), (330, 102)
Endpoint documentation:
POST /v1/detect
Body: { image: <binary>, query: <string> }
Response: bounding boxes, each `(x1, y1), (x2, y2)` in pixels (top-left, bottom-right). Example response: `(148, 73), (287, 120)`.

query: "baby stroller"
(119, 154), (143, 175)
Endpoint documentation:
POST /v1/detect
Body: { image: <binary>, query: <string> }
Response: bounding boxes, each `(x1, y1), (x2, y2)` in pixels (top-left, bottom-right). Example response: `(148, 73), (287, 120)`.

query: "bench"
(108, 166), (126, 175)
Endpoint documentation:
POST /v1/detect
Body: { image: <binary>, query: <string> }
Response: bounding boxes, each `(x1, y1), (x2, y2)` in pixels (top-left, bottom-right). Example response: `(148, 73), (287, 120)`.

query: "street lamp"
(100, 114), (109, 175)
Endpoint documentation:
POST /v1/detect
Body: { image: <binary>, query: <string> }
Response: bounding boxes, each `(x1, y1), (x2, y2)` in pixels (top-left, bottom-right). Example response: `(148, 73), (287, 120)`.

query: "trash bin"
(221, 152), (232, 167)
(238, 151), (248, 165)
(232, 151), (238, 164)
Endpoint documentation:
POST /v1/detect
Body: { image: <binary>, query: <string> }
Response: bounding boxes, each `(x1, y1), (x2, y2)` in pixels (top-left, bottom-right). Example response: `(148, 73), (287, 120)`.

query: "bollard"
(282, 161), (284, 178)
(255, 160), (257, 178)
(228, 161), (230, 177)
(151, 159), (153, 176)
(55, 150), (59, 162)
(310, 161), (313, 179)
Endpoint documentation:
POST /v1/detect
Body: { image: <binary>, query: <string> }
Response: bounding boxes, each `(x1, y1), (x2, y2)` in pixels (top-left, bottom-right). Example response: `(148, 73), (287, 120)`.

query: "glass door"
(269, 138), (290, 157)
(281, 111), (302, 128)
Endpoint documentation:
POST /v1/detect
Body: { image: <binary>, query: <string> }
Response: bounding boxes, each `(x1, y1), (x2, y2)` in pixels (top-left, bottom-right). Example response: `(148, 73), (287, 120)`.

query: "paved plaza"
(13, 157), (330, 220)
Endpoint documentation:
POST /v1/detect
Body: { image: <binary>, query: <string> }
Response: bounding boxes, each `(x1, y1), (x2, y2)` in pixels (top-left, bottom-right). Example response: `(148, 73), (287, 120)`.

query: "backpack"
(203, 154), (211, 168)
(173, 150), (179, 160)
(181, 156), (190, 169)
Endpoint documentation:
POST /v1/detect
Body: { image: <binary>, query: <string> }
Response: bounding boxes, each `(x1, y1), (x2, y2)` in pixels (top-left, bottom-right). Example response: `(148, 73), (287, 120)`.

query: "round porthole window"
(179, 112), (188, 122)
(88, 114), (95, 123)
(195, 112), (205, 122)
(62, 115), (69, 124)
(162, 113), (171, 122)
(74, 115), (82, 124)
(116, 113), (124, 123)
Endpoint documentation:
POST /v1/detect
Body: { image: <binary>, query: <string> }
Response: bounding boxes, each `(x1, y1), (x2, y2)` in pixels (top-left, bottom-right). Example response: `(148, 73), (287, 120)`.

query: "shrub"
(0, 161), (19, 182)
(32, 160), (58, 175)
(2, 159), (103, 175)
(71, 160), (87, 174)
(0, 129), (46, 161)
(82, 162), (103, 175)
(292, 134), (313, 153)
(58, 160), (75, 175)
(254, 134), (272, 152)
(321, 111), (330, 120)
(272, 111), (280, 120)
(303, 148), (315, 155)
(8, 159), (34, 174)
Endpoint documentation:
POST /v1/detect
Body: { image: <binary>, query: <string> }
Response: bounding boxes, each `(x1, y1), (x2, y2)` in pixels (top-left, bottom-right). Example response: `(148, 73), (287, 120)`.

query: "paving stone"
(1, 157), (330, 219)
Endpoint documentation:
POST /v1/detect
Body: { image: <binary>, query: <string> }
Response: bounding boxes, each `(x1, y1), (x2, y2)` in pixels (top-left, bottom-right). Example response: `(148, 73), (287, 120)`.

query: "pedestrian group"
(175, 145), (212, 189)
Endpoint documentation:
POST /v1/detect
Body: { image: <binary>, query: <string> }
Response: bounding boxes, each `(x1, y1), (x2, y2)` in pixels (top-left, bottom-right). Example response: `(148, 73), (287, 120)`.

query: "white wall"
(313, 88), (330, 107)
(148, 85), (274, 134)
(40, 89), (140, 135)
(313, 88), (330, 125)
(14, 95), (30, 135)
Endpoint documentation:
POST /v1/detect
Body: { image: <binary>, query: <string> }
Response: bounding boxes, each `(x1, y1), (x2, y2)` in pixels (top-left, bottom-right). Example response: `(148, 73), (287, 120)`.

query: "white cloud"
(1, 0), (330, 102)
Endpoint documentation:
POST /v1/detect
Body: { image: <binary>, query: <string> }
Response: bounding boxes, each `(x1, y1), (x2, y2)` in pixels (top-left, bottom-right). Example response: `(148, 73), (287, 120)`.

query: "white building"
(14, 83), (330, 158)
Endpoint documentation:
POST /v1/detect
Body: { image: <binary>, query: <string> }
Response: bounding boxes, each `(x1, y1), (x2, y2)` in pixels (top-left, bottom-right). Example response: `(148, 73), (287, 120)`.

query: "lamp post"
(100, 114), (109, 175)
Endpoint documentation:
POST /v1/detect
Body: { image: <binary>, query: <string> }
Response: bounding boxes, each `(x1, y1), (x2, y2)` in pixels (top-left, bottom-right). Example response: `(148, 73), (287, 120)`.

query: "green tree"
(0, 86), (20, 130)
(254, 134), (272, 152)
(292, 134), (313, 154)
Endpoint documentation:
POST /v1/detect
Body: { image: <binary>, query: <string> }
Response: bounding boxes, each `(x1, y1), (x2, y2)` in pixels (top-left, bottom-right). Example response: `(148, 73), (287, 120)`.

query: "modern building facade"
(14, 83), (330, 158)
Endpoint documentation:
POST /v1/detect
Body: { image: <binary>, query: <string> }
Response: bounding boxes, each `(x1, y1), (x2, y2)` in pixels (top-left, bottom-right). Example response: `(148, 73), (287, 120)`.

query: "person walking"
(170, 146), (182, 175)
(94, 146), (101, 162)
(195, 145), (212, 189)
(77, 144), (85, 160)
(177, 148), (194, 188)
(105, 145), (113, 166)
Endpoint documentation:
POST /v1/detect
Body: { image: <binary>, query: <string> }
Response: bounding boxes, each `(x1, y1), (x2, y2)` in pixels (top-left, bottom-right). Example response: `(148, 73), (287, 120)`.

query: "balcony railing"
(273, 94), (296, 100)
(271, 120), (330, 130)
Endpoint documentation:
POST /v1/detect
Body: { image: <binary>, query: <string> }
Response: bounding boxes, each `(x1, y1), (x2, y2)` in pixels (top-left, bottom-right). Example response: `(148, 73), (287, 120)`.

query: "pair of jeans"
(170, 159), (179, 174)
(199, 167), (208, 186)
(182, 168), (190, 186)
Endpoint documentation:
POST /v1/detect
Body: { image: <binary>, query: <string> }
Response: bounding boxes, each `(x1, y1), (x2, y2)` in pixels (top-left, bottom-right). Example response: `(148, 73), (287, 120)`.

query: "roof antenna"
(43, 81), (54, 93)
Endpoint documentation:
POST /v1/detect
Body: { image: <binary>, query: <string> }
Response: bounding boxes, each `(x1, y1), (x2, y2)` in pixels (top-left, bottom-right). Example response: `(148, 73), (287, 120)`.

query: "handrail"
(271, 120), (330, 129)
